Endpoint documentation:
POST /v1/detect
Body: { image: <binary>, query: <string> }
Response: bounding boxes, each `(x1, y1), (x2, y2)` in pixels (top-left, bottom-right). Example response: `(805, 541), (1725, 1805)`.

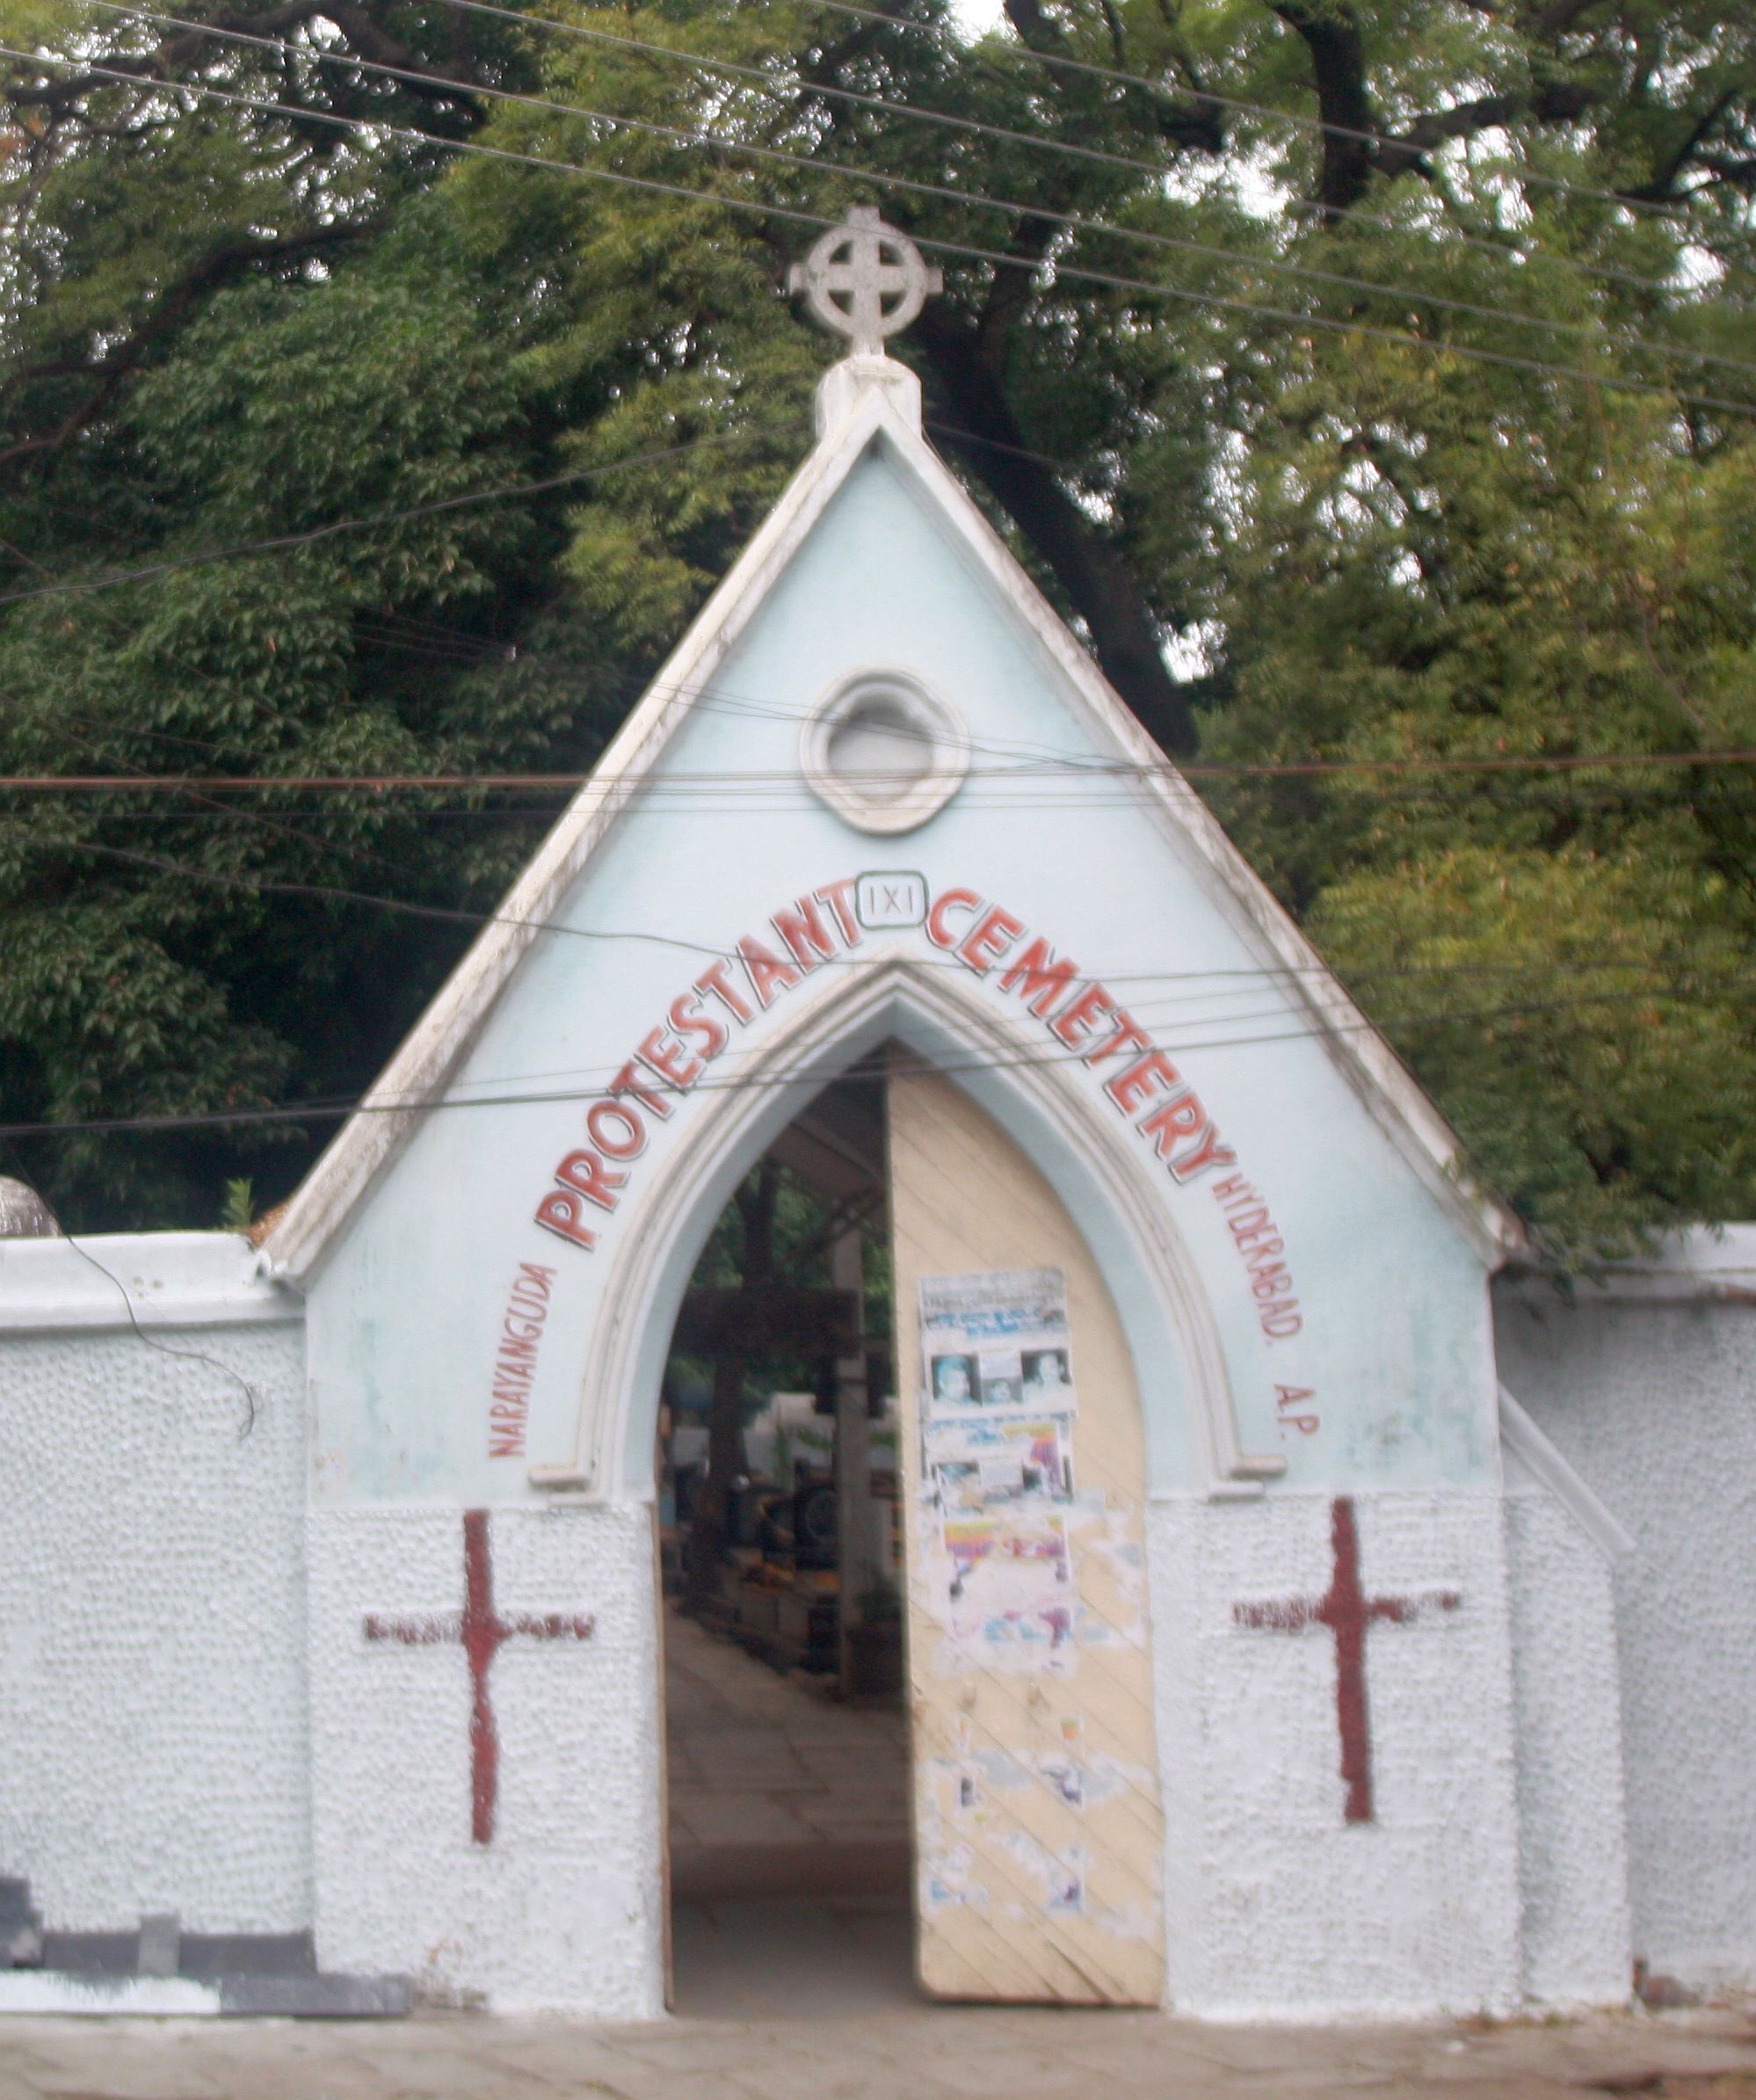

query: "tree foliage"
(1, 0), (1752, 1251)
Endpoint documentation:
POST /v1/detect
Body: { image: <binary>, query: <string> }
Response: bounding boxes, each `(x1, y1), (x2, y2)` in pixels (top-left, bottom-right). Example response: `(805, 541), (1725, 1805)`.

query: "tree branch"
(912, 296), (1197, 754)
(1268, 0), (1378, 214)
(0, 221), (381, 474)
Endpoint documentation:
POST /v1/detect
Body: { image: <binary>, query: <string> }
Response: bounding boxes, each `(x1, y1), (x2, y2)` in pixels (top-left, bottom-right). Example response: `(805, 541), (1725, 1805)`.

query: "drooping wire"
(76, 4), (1756, 389)
(3, 46), (1752, 424)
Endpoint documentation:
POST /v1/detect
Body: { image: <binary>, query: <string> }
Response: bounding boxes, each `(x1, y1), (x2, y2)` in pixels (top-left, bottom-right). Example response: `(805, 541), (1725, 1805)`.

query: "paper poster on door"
(920, 1268), (1085, 1673)
(921, 1268), (1076, 1421)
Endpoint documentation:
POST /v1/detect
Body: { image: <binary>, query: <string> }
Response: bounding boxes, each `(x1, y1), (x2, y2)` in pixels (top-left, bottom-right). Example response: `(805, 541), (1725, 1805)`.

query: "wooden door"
(888, 1060), (1165, 2004)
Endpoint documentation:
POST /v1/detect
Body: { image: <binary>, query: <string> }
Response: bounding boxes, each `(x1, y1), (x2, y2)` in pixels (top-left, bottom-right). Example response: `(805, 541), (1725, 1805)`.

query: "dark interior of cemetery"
(655, 1070), (917, 2014)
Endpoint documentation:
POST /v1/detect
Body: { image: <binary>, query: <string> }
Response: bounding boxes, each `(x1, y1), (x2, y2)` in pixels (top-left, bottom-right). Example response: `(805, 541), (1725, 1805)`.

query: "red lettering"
(1049, 981), (1114, 1050)
(926, 888), (982, 949)
(1105, 1050), (1182, 1117)
(669, 992), (729, 1063)
(637, 1026), (702, 1092)
(556, 1149), (626, 1212)
(499, 1322), (542, 1348)
(957, 905), (1026, 978)
(1263, 1310), (1303, 1340)
(1275, 1384), (1316, 1410)
(1251, 1265), (1291, 1300)
(816, 879), (860, 946)
(695, 959), (753, 1026)
(773, 896), (837, 971)
(534, 1189), (597, 1251)
(1086, 1012), (1152, 1068)
(515, 1261), (555, 1298)
(1212, 1172), (1256, 1204)
(998, 937), (1078, 1018)
(610, 1060), (671, 1120)
(586, 1101), (646, 1159)
(1171, 1128), (1237, 1182)
(1227, 1206), (1271, 1239)
(1138, 1092), (1206, 1159)
(738, 934), (802, 1009)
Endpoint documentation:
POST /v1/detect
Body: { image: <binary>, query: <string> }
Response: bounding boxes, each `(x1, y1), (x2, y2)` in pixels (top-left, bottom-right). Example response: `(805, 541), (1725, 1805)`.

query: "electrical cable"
(0, 747), (1751, 788)
(390, 0), (1745, 303)
(0, 979), (1744, 1144)
(0, 420), (801, 607)
(3, 47), (1752, 425)
(809, 0), (1755, 229)
(83, 4), (1756, 389)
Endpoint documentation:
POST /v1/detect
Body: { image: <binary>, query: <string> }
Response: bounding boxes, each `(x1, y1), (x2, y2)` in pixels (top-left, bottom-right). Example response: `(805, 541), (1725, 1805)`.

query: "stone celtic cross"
(787, 207), (943, 355)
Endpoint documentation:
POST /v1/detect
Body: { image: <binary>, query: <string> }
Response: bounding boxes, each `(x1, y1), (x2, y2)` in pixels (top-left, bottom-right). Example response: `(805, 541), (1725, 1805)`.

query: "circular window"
(801, 671), (969, 834)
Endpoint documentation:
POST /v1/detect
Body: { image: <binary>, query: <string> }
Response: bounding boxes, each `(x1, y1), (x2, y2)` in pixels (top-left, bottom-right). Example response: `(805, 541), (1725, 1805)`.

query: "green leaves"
(0, 0), (1752, 1248)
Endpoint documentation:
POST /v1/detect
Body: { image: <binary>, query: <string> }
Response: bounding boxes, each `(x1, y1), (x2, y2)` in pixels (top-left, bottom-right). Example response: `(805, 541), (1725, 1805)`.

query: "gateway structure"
(3, 215), (1752, 2020)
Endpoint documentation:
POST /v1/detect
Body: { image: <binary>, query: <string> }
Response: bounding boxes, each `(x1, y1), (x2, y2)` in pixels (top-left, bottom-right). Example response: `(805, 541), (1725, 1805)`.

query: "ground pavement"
(2, 2002), (1754, 2100)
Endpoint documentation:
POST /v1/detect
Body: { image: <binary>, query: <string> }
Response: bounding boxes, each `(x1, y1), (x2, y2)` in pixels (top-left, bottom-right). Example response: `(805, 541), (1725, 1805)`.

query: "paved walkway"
(664, 1607), (910, 1903)
(2, 2004), (1753, 2100)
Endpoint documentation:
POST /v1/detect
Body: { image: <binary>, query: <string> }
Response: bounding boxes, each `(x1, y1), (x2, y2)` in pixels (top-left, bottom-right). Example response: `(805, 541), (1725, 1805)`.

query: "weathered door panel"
(888, 1061), (1165, 2005)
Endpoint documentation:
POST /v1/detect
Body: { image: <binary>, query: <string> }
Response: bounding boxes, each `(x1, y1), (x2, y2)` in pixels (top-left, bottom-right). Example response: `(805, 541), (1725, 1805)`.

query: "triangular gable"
(263, 360), (1524, 1284)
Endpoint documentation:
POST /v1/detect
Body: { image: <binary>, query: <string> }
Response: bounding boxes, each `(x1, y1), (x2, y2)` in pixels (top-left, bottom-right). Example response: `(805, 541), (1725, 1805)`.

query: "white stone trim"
(0, 1232), (303, 1333)
(262, 363), (1524, 1286)
(1499, 1384), (1635, 1564)
(527, 950), (1281, 1501)
(797, 664), (969, 833)
(1504, 1226), (1756, 1305)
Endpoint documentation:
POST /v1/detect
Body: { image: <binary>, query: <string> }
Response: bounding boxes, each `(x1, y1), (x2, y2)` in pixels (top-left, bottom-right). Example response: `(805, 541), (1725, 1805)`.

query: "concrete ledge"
(1500, 1225), (1756, 1307)
(217, 1974), (412, 2016)
(0, 1970), (410, 2018)
(0, 1232), (303, 1333)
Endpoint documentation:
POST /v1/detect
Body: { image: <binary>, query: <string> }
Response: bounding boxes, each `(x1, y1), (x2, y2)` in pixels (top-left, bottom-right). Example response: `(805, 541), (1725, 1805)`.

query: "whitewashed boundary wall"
(1499, 1392), (1634, 2006)
(307, 1501), (664, 2015)
(0, 1233), (308, 1937)
(1147, 1488), (1524, 2021)
(1494, 1230), (1756, 1999)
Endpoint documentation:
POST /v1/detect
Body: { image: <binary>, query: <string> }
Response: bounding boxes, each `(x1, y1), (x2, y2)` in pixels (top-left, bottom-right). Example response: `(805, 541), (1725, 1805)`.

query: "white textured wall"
(1148, 1488), (1523, 2020)
(308, 1501), (664, 2014)
(1501, 1468), (1632, 2005)
(0, 1235), (308, 1933)
(1496, 1275), (1756, 1995)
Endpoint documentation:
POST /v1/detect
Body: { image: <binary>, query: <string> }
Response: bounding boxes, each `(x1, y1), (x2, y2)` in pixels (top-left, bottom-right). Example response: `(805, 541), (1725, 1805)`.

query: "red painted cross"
(364, 1508), (594, 1845)
(1232, 1494), (1460, 1825)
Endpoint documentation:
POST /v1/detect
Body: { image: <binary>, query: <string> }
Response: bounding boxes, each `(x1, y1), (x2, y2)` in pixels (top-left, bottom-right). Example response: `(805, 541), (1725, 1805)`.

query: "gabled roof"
(262, 354), (1526, 1285)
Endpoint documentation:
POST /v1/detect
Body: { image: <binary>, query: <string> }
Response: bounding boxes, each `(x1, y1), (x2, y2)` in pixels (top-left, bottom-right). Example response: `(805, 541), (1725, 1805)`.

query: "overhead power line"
(0, 422), (796, 608)
(4, 46), (1753, 424)
(0, 749), (1751, 789)
(401, 0), (1731, 304)
(809, 0), (1745, 229)
(87, 4), (1756, 389)
(21, 820), (1750, 1003)
(0, 982), (1743, 1145)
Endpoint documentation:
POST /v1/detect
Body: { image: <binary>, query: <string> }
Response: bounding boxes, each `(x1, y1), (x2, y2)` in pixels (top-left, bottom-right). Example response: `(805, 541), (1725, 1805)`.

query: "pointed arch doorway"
(654, 1043), (1166, 2011)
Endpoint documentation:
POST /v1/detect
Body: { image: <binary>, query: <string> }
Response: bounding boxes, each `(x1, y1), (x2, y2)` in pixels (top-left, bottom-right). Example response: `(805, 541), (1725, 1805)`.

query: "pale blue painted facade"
(305, 441), (1498, 1509)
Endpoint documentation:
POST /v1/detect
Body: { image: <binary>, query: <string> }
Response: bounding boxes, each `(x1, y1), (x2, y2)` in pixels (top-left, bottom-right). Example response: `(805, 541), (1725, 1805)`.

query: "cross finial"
(787, 207), (942, 356)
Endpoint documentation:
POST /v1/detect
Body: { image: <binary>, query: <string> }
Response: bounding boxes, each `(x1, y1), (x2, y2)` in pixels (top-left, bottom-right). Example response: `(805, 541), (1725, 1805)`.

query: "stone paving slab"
(1, 2006), (1753, 2100)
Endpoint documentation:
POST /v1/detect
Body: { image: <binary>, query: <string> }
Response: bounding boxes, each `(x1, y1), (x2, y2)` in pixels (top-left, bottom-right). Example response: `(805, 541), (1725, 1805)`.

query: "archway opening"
(657, 1066), (918, 2016)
